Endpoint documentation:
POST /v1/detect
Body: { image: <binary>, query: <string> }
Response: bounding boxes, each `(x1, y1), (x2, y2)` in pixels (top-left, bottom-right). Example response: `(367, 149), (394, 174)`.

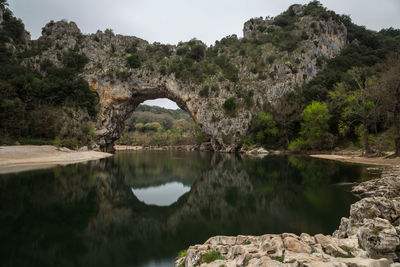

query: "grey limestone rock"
(28, 7), (347, 152)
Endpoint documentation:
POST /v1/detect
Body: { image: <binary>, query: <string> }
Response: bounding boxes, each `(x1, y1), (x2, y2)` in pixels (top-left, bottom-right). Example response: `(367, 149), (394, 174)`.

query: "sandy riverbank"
(0, 145), (112, 174)
(310, 153), (400, 166)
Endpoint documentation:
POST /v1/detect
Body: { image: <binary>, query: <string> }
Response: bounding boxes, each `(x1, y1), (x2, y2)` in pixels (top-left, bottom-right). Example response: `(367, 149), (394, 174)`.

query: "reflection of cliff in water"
(0, 152), (374, 267)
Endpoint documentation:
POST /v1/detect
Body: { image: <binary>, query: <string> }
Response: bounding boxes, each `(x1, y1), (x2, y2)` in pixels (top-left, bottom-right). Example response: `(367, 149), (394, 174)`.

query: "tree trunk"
(364, 128), (372, 155)
(394, 88), (400, 156)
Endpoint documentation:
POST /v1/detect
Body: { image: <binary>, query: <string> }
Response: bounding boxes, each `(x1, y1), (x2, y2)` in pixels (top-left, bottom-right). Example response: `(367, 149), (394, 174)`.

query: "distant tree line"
(117, 105), (209, 146)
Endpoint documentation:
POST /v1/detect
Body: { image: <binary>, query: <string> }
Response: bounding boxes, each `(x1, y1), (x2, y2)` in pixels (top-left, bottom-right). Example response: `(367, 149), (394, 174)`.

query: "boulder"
(314, 234), (348, 257)
(246, 147), (269, 155)
(357, 218), (400, 261)
(199, 142), (213, 151)
(349, 197), (399, 225)
(283, 236), (312, 254)
(58, 147), (72, 152)
(78, 146), (89, 152)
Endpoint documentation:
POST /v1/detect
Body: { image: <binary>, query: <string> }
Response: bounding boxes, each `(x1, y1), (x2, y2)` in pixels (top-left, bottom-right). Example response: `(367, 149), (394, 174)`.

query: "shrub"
(53, 136), (62, 147)
(188, 43), (206, 61)
(223, 98), (237, 117)
(256, 112), (278, 145)
(178, 249), (187, 258)
(288, 138), (306, 151)
(127, 53), (142, 68)
(222, 63), (239, 82)
(199, 86), (209, 97)
(62, 50), (89, 72)
(201, 251), (223, 263)
(104, 28), (114, 35)
(244, 91), (254, 108)
(257, 25), (267, 32)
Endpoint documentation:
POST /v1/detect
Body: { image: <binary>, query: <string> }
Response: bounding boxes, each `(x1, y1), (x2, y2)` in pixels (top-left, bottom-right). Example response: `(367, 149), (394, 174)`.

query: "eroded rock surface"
(176, 167), (400, 266)
(27, 4), (347, 152)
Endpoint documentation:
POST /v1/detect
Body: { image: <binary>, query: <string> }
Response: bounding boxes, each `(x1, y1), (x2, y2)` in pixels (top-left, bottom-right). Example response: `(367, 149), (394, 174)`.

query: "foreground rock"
(176, 167), (400, 266)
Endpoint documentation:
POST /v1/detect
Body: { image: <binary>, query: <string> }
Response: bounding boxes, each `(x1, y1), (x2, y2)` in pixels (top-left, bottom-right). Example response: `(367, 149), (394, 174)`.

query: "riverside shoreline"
(0, 145), (112, 174)
(176, 166), (400, 267)
(114, 144), (201, 151)
(311, 154), (400, 166)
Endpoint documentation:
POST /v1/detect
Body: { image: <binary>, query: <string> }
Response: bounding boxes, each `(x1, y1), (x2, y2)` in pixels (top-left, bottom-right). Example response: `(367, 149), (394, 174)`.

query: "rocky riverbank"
(176, 166), (400, 267)
(114, 144), (207, 151)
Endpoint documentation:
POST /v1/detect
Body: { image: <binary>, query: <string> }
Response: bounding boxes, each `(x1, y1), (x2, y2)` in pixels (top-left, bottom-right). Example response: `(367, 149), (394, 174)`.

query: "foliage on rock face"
(223, 98), (237, 117)
(201, 251), (223, 264)
(0, 1), (98, 147)
(127, 53), (142, 68)
(258, 1), (400, 152)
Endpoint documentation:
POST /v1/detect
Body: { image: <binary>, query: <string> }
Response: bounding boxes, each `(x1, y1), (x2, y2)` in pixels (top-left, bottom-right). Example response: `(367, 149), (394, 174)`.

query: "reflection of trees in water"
(0, 153), (369, 267)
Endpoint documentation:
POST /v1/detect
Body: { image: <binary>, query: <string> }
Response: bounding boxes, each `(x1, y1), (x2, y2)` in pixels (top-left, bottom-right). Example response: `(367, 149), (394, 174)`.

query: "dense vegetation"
(117, 104), (209, 146)
(240, 1), (400, 155)
(0, 0), (99, 148)
(127, 1), (400, 155)
(1, 0), (400, 155)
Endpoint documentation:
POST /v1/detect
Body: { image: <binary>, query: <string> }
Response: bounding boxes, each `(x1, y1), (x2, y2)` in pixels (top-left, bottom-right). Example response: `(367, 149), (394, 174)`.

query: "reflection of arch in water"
(131, 181), (191, 206)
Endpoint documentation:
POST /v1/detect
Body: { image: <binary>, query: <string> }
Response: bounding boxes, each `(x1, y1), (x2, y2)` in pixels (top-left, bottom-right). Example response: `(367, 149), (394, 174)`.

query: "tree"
(127, 53), (142, 68)
(223, 98), (237, 117)
(299, 101), (331, 149)
(255, 112), (278, 145)
(273, 93), (302, 148)
(0, 0), (8, 10)
(380, 55), (400, 156)
(329, 68), (380, 155)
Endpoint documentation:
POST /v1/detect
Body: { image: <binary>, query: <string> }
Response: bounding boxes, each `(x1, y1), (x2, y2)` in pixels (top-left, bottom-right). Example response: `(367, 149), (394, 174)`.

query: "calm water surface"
(0, 151), (378, 267)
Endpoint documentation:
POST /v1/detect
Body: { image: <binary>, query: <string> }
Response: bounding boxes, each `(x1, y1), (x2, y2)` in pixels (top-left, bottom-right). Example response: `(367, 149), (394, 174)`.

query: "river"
(0, 151), (378, 267)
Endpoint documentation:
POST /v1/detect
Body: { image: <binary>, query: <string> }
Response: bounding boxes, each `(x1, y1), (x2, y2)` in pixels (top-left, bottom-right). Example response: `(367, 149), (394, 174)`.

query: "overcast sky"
(8, 0), (400, 109)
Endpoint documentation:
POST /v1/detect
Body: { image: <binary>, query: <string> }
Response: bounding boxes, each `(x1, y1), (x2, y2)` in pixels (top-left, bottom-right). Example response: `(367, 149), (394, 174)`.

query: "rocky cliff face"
(28, 4), (347, 152)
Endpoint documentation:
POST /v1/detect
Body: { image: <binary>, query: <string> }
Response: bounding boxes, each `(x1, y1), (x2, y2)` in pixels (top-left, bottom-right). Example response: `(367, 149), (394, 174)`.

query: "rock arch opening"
(115, 98), (209, 149)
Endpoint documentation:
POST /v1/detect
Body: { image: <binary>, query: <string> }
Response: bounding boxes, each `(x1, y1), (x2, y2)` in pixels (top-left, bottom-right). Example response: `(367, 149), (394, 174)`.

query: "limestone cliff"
(27, 4), (347, 152)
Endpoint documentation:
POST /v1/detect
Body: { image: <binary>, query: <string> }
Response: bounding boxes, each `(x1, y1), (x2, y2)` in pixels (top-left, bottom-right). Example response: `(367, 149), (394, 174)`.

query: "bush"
(178, 249), (187, 258)
(127, 53), (142, 68)
(201, 251), (223, 264)
(53, 136), (62, 147)
(188, 43), (206, 61)
(222, 63), (239, 82)
(299, 101), (332, 149)
(199, 86), (209, 97)
(223, 98), (237, 117)
(256, 112), (278, 145)
(62, 50), (89, 72)
(288, 138), (306, 151)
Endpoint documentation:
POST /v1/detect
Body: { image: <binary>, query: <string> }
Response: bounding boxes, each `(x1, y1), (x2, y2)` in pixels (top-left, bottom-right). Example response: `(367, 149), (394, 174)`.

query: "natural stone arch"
(31, 9), (348, 153)
(89, 76), (241, 153)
